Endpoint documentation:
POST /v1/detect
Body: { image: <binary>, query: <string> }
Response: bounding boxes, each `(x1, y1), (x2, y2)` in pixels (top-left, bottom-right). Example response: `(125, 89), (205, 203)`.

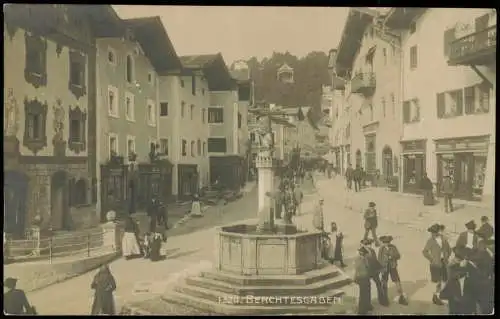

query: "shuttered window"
(443, 28), (456, 56)
(410, 46), (418, 69)
(437, 93), (445, 118)
(208, 138), (227, 153)
(450, 89), (463, 116)
(403, 101), (411, 123)
(464, 86), (475, 114)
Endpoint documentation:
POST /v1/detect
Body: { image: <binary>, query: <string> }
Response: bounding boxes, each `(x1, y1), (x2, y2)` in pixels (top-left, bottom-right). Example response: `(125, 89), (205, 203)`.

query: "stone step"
(162, 289), (343, 315)
(199, 264), (341, 286)
(185, 272), (351, 297)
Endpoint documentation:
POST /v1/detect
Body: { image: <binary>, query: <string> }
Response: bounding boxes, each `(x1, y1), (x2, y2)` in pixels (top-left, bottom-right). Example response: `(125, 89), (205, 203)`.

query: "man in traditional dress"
(361, 238), (387, 306)
(455, 220), (480, 250)
(354, 246), (373, 315)
(422, 223), (452, 306)
(441, 174), (454, 213)
(363, 202), (379, 246)
(476, 216), (494, 240)
(378, 235), (408, 305)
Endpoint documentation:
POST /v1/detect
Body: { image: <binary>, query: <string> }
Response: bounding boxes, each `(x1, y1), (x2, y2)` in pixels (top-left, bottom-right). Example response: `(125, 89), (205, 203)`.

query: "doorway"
(51, 171), (70, 230)
(4, 171), (29, 239)
(382, 146), (394, 179)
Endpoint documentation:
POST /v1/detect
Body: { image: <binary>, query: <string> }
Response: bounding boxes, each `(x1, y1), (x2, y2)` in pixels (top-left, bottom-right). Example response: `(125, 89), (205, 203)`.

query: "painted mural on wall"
(53, 98), (65, 142)
(4, 88), (20, 137)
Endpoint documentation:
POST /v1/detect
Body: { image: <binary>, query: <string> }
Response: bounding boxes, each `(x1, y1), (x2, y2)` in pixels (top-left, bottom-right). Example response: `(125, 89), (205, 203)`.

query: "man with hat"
(422, 223), (452, 305)
(476, 216), (494, 241)
(361, 238), (388, 306)
(354, 246), (373, 314)
(455, 220), (479, 250)
(439, 246), (477, 314)
(472, 239), (495, 314)
(312, 198), (325, 232)
(440, 174), (454, 213)
(3, 277), (34, 314)
(363, 202), (380, 246)
(378, 235), (408, 305)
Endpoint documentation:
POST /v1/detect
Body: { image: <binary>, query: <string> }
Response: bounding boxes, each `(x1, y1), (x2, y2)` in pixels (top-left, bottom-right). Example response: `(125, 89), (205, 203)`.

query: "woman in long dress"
(122, 217), (142, 259)
(90, 264), (117, 315)
(190, 194), (203, 217)
(420, 173), (435, 206)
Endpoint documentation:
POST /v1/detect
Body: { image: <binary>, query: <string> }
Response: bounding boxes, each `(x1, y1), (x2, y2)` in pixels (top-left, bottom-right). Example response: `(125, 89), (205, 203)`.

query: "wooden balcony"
(351, 72), (376, 96)
(448, 25), (497, 66)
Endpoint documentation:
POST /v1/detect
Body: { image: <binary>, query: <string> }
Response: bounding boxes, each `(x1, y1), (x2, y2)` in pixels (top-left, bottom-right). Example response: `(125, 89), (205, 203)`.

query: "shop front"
(178, 164), (199, 200)
(210, 156), (244, 191)
(401, 139), (427, 194)
(435, 135), (489, 201)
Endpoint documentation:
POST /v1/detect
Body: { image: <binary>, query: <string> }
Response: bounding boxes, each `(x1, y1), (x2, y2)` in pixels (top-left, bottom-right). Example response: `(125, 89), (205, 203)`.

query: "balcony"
(448, 25), (496, 66)
(350, 72), (376, 96)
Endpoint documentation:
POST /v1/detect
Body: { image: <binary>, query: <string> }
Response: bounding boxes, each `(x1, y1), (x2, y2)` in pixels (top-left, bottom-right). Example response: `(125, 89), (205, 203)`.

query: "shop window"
(68, 106), (87, 154)
(24, 32), (48, 88)
(23, 98), (48, 154)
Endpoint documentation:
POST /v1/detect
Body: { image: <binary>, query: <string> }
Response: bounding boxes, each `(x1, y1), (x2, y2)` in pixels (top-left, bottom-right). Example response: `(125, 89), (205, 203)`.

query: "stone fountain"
(126, 106), (352, 315)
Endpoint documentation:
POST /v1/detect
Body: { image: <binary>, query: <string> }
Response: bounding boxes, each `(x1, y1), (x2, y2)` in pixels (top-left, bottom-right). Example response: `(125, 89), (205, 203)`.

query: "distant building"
(277, 63), (294, 84)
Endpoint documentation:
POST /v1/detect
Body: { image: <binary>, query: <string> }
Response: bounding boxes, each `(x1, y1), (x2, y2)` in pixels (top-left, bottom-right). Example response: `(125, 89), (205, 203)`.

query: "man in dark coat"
(361, 238), (388, 306)
(455, 220), (480, 250)
(420, 173), (435, 206)
(363, 202), (379, 246)
(345, 164), (354, 190)
(441, 174), (454, 213)
(330, 222), (346, 268)
(147, 196), (161, 233)
(476, 216), (494, 240)
(353, 165), (362, 192)
(3, 277), (34, 314)
(471, 239), (494, 314)
(378, 235), (408, 305)
(422, 223), (451, 305)
(354, 246), (373, 315)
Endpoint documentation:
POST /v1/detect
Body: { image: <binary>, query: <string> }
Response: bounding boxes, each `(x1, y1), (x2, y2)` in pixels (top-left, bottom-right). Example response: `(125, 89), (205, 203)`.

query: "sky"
(113, 5), (349, 65)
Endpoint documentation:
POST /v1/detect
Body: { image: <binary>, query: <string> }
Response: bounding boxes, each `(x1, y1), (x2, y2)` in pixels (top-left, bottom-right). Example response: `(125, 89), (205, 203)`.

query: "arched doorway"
(51, 171), (70, 230)
(382, 146), (394, 179)
(355, 149), (362, 167)
(4, 171), (29, 239)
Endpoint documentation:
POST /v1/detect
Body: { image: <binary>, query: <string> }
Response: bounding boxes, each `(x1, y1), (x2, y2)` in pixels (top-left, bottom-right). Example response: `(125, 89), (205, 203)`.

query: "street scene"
(3, 5), (496, 316)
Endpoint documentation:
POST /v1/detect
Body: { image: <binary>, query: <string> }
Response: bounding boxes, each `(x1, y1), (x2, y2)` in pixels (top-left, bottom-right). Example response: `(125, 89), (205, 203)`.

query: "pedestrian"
(4, 277), (35, 314)
(142, 232), (151, 259)
(322, 232), (333, 260)
(363, 202), (379, 246)
(345, 164), (354, 190)
(190, 193), (203, 217)
(455, 220), (479, 250)
(422, 223), (451, 306)
(360, 166), (366, 188)
(439, 246), (477, 314)
(147, 196), (159, 233)
(312, 198), (325, 232)
(476, 216), (494, 240)
(354, 246), (373, 315)
(90, 264), (117, 315)
(420, 172), (435, 206)
(360, 239), (387, 306)
(471, 240), (494, 314)
(378, 235), (409, 305)
(122, 216), (142, 260)
(330, 222), (347, 268)
(353, 165), (362, 192)
(273, 189), (283, 219)
(149, 232), (163, 262)
(293, 183), (303, 216)
(440, 174), (454, 213)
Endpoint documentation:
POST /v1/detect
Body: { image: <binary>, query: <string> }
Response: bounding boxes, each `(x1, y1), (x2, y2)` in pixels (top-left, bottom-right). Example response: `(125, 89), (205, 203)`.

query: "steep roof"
(383, 8), (428, 29)
(124, 17), (182, 74)
(278, 63), (293, 71)
(180, 53), (235, 91)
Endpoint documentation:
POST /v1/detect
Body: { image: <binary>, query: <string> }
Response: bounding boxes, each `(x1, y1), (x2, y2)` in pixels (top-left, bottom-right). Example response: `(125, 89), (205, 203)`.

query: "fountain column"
(256, 152), (275, 232)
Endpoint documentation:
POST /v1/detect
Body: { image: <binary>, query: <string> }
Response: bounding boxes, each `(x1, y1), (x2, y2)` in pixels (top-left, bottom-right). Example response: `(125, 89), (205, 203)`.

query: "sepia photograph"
(3, 4), (495, 315)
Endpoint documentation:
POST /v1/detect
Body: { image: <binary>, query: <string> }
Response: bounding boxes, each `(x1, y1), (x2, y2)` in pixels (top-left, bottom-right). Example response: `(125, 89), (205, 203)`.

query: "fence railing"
(4, 227), (112, 264)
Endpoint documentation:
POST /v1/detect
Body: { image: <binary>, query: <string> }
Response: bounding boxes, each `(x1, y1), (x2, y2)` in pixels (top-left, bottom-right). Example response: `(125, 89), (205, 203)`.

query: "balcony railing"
(350, 72), (376, 96)
(449, 25), (497, 66)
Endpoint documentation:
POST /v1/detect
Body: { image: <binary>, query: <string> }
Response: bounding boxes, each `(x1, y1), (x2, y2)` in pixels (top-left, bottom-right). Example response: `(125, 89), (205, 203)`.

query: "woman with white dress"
(190, 194), (203, 217)
(122, 217), (142, 260)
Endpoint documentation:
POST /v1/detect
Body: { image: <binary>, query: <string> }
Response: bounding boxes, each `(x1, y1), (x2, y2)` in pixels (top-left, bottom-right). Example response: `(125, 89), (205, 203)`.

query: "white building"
(385, 8), (496, 201)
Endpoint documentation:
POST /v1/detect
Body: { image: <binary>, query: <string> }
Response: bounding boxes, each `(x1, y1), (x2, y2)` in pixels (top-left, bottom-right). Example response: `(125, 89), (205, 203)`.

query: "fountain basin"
(216, 223), (323, 276)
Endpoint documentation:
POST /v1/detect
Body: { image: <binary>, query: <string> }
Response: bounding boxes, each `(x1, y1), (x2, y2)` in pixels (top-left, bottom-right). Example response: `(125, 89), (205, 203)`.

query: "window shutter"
(443, 28), (456, 56)
(413, 99), (420, 121)
(456, 89), (464, 115)
(437, 93), (445, 118)
(464, 86), (475, 114)
(403, 101), (410, 123)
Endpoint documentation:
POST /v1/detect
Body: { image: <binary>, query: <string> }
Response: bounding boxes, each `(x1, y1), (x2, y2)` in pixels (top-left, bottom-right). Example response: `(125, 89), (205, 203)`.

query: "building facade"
(335, 8), (403, 184)
(3, 4), (117, 235)
(387, 8), (496, 201)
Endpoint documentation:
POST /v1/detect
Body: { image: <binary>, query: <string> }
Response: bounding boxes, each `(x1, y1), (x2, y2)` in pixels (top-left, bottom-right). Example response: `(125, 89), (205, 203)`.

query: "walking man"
(441, 174), (454, 213)
(353, 165), (362, 192)
(354, 246), (373, 315)
(378, 235), (409, 305)
(361, 238), (388, 306)
(363, 202), (380, 246)
(4, 277), (35, 314)
(422, 223), (451, 306)
(293, 183), (303, 216)
(345, 164), (354, 190)
(455, 220), (479, 250)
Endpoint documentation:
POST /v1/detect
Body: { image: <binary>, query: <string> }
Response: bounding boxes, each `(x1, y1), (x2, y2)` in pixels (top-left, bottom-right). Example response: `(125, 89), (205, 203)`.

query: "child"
(363, 202), (379, 246)
(330, 222), (347, 268)
(149, 233), (163, 262)
(142, 233), (151, 259)
(378, 235), (408, 305)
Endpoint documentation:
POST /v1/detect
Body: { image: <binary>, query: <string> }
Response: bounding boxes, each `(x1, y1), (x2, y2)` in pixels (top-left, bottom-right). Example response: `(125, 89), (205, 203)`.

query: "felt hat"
(439, 224), (446, 231)
(368, 202), (376, 208)
(427, 224), (441, 234)
(360, 238), (373, 245)
(379, 235), (394, 243)
(465, 220), (477, 230)
(4, 277), (17, 289)
(358, 246), (369, 255)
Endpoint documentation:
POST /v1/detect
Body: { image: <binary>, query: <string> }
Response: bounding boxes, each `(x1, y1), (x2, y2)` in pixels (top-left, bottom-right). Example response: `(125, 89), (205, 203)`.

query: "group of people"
(344, 164), (366, 192)
(423, 217), (494, 314)
(273, 178), (304, 222)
